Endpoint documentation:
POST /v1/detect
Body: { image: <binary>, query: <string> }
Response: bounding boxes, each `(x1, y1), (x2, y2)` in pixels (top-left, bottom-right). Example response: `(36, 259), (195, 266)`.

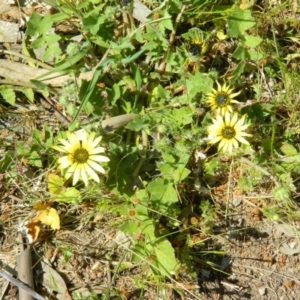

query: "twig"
(220, 280), (243, 292)
(132, 130), (148, 178)
(0, 50), (53, 70)
(0, 270), (45, 300)
(0, 79), (37, 89)
(157, 4), (187, 73)
(39, 96), (70, 127)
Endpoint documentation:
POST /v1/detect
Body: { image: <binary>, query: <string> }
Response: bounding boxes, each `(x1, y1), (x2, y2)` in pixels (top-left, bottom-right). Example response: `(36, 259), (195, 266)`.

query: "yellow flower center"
(189, 44), (201, 55)
(222, 126), (236, 139)
(216, 93), (228, 106)
(73, 148), (89, 164)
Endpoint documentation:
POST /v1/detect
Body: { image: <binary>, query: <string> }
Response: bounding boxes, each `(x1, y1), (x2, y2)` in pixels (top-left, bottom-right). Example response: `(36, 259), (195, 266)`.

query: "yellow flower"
(186, 28), (208, 56)
(206, 82), (240, 115)
(52, 130), (109, 186)
(189, 39), (208, 56)
(207, 112), (251, 154)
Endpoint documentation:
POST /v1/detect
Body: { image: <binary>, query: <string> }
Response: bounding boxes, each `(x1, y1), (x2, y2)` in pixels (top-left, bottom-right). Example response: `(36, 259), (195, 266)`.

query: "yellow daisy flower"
(207, 112), (251, 154)
(189, 39), (208, 56)
(52, 130), (109, 186)
(206, 82), (240, 115)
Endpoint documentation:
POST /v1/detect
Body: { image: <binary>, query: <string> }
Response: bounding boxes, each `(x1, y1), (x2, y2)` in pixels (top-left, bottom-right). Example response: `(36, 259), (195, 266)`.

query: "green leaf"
(150, 238), (179, 276)
(132, 63), (142, 92)
(0, 88), (15, 105)
(26, 13), (53, 36)
(0, 150), (14, 171)
(273, 185), (291, 202)
(147, 178), (178, 205)
(147, 178), (166, 200)
(31, 36), (46, 49)
(29, 151), (42, 168)
(280, 144), (298, 156)
(232, 44), (249, 60)
(54, 187), (81, 203)
(48, 173), (64, 195)
(244, 35), (262, 47)
(43, 125), (53, 148)
(227, 8), (256, 38)
(126, 115), (150, 131)
(160, 11), (173, 31)
(186, 72), (213, 102)
(231, 61), (245, 81)
(50, 12), (69, 22)
(157, 163), (174, 179)
(32, 129), (43, 145)
(59, 247), (73, 263)
(261, 206), (281, 221)
(120, 220), (142, 235)
(149, 85), (170, 103)
(26, 12), (42, 35)
(54, 44), (89, 71)
(70, 57), (115, 126)
(82, 14), (106, 35)
(121, 49), (146, 64)
(280, 154), (300, 163)
(173, 166), (190, 183)
(248, 49), (264, 61)
(172, 107), (193, 126)
(21, 88), (34, 102)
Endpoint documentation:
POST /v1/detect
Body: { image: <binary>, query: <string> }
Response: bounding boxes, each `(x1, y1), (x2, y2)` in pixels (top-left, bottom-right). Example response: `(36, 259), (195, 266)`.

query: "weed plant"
(1, 0), (300, 298)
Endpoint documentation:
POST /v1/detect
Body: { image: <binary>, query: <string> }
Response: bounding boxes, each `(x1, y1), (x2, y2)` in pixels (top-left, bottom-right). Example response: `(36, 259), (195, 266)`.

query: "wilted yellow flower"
(206, 82), (240, 115)
(188, 38), (208, 56)
(207, 112), (251, 154)
(52, 130), (109, 186)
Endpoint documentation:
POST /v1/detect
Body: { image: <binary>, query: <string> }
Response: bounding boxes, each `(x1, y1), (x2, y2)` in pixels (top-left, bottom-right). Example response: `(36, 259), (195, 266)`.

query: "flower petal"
(89, 155), (110, 163)
(230, 113), (238, 126)
(88, 147), (106, 155)
(72, 164), (81, 186)
(84, 163), (100, 183)
(58, 156), (72, 168)
(88, 160), (106, 174)
(91, 136), (103, 149)
(81, 131), (93, 149)
(66, 132), (80, 149)
(80, 164), (89, 186)
(235, 136), (250, 145)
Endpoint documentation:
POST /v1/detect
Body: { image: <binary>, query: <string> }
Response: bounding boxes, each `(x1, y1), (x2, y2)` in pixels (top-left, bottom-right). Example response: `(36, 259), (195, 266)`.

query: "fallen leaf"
(33, 208), (60, 230)
(18, 221), (40, 244)
(279, 243), (300, 255)
(48, 173), (64, 195)
(33, 259), (71, 300)
(33, 200), (54, 210)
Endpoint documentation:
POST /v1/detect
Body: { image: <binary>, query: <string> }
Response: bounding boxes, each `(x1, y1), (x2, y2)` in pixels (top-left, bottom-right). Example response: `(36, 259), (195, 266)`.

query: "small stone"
(258, 286), (266, 295)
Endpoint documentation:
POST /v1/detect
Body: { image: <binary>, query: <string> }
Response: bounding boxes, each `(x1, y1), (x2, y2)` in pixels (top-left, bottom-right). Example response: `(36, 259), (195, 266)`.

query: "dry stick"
(17, 218), (35, 300)
(40, 97), (70, 127)
(0, 50), (53, 70)
(0, 270), (45, 300)
(17, 249), (34, 300)
(224, 158), (234, 221)
(132, 130), (148, 178)
(157, 4), (187, 73)
(122, 11), (131, 35)
(0, 79), (37, 89)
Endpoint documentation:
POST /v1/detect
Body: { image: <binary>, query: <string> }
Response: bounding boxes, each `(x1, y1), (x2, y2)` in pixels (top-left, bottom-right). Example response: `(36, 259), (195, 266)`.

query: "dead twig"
(0, 270), (45, 300)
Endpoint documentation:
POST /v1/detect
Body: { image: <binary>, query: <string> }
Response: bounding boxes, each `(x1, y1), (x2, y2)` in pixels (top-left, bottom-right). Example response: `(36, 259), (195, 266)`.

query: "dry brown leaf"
(32, 208), (60, 230)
